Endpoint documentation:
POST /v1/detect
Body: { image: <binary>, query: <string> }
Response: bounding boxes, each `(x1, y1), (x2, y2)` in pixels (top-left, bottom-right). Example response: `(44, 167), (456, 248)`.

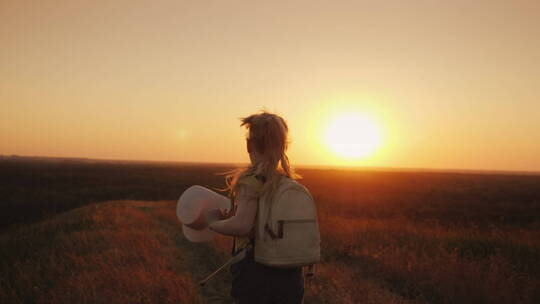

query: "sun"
(325, 113), (382, 159)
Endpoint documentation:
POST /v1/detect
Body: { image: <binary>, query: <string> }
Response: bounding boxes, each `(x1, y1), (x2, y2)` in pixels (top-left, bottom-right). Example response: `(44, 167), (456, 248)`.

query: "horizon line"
(1, 153), (540, 176)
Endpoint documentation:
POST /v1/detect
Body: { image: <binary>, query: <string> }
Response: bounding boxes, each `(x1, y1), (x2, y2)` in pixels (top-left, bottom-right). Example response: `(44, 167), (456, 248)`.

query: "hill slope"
(2, 197), (539, 303)
(0, 200), (233, 303)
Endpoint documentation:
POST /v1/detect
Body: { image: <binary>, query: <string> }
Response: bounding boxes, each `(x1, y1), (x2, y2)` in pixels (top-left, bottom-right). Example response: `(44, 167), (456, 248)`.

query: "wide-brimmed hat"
(176, 185), (231, 242)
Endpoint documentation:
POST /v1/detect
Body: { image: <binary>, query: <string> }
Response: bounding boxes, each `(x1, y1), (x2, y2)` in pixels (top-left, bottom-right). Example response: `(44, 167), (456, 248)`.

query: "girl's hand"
(221, 207), (235, 219)
(205, 209), (222, 225)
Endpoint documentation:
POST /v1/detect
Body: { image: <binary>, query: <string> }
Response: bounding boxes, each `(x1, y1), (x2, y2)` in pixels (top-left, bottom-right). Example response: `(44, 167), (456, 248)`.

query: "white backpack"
(198, 176), (320, 286)
(253, 176), (321, 269)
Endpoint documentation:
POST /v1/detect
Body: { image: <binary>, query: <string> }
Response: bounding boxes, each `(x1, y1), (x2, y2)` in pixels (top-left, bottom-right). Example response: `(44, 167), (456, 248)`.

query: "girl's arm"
(207, 186), (258, 236)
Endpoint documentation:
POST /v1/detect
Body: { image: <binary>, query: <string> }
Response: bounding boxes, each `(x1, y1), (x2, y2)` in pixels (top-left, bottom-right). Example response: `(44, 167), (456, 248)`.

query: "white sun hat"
(176, 185), (231, 242)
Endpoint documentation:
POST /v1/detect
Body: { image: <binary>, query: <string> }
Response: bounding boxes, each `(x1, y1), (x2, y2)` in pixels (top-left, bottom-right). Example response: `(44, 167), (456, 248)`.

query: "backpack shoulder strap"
(263, 177), (314, 239)
(275, 178), (313, 202)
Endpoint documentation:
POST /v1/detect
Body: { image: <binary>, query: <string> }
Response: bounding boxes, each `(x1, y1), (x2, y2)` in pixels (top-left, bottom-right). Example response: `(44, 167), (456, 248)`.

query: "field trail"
(133, 200), (235, 303)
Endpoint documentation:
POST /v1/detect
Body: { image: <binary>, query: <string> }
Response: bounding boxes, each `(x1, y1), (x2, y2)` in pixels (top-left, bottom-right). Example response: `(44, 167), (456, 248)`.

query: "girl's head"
(221, 110), (300, 200)
(242, 111), (288, 167)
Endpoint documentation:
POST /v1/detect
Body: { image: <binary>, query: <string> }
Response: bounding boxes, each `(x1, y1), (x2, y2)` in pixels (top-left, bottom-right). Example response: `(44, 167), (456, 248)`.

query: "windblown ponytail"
(218, 110), (301, 204)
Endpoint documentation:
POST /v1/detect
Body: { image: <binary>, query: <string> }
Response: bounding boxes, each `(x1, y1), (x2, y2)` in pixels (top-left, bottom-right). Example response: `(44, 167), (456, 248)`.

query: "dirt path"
(137, 200), (234, 304)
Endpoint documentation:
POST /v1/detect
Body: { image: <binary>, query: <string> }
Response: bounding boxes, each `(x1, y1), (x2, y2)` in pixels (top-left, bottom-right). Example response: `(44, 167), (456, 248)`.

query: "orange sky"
(1, 0), (539, 172)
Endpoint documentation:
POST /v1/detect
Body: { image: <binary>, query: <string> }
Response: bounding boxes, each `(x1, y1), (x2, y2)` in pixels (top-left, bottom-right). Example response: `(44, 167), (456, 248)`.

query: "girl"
(205, 110), (305, 304)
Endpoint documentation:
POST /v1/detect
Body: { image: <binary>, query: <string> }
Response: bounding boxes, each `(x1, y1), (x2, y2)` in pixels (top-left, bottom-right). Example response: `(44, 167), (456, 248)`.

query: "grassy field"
(1, 157), (539, 303)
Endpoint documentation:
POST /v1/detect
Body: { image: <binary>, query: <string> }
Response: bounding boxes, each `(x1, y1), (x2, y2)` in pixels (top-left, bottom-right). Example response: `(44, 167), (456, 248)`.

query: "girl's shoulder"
(238, 170), (266, 193)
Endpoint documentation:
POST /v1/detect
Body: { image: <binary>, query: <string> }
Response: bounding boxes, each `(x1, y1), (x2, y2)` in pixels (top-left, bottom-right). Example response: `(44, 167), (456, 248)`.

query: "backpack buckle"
(264, 221), (284, 239)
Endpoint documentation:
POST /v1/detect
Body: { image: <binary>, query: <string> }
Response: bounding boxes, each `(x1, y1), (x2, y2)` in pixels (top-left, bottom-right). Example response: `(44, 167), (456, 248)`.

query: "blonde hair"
(219, 110), (301, 205)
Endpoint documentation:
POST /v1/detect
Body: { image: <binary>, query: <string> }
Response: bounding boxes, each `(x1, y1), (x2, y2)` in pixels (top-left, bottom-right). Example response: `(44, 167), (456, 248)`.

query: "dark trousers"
(230, 249), (304, 304)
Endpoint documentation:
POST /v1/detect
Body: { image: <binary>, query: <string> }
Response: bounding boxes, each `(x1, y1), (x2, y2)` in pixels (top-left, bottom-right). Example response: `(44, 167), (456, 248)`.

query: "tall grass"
(0, 201), (203, 303)
(309, 214), (540, 303)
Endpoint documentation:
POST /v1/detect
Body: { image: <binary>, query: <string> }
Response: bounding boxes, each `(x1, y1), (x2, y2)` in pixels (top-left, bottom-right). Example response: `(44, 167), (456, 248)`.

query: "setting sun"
(324, 113), (382, 159)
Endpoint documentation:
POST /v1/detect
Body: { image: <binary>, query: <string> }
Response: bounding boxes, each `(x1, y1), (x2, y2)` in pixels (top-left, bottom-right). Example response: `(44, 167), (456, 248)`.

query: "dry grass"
(2, 198), (539, 303)
(0, 200), (203, 304)
(313, 214), (540, 304)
